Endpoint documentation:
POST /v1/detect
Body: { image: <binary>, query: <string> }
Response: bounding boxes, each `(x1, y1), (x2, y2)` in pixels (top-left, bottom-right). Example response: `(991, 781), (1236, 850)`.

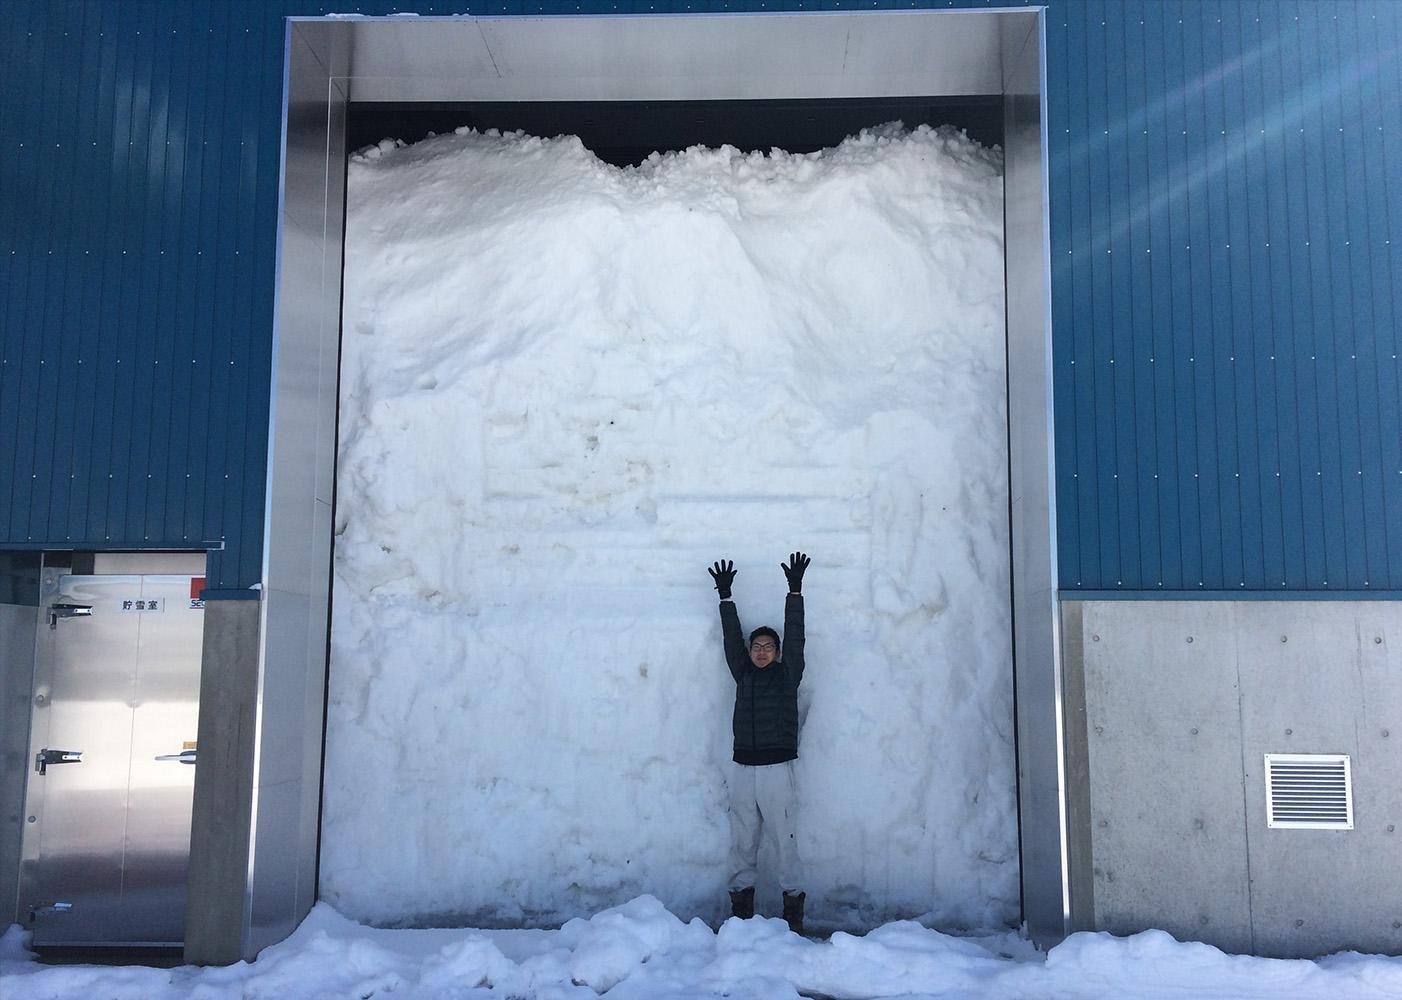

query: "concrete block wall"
(1063, 600), (1402, 958)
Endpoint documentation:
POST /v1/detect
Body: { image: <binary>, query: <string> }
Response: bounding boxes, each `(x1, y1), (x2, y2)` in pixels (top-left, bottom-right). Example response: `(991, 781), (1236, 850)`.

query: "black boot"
(729, 886), (755, 920)
(782, 890), (805, 935)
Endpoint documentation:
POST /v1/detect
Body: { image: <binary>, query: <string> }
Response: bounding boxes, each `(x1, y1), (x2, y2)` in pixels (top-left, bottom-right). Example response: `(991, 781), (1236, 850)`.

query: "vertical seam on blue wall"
(45, 1), (79, 546)
(1317, 2), (1349, 588)
(1215, 0), (1243, 590)
(1194, 0), (1222, 591)
(169, 0), (196, 547)
(246, 0), (281, 590)
(91, 0), (121, 545)
(1079, 0), (1098, 587)
(1336, 0), (1364, 588)
(1375, 0), (1401, 588)
(1121, 2), (1142, 592)
(1381, 0), (1402, 590)
(1099, 0), (1123, 590)
(13, 11), (47, 544)
(1255, 0), (1286, 590)
(1346, 0), (1383, 591)
(1180, 1), (1204, 589)
(204, 3), (236, 583)
(1233, 0), (1263, 590)
(1278, 2), (1308, 587)
(180, 2), (208, 555)
(36, 8), (68, 546)
(1294, 0), (1322, 586)
(143, 1), (171, 546)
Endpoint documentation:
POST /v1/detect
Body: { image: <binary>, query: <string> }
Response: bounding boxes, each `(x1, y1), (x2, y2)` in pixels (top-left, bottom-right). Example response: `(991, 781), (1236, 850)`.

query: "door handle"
(47, 604), (93, 630)
(154, 750), (197, 765)
(35, 749), (83, 775)
(28, 902), (73, 921)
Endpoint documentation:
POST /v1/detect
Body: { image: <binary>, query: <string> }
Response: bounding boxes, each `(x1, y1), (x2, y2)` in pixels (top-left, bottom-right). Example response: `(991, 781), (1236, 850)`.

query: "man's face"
(749, 637), (778, 669)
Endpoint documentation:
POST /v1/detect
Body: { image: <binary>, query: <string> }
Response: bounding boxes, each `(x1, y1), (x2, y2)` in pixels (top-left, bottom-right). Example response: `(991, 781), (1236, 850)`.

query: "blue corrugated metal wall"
(1053, 0), (1401, 593)
(1, 0), (286, 591)
(2, 0), (1398, 593)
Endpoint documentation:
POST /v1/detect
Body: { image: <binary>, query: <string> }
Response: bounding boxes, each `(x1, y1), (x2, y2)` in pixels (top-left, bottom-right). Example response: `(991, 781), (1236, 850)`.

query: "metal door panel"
(24, 575), (141, 945)
(124, 576), (203, 944)
(21, 571), (204, 947)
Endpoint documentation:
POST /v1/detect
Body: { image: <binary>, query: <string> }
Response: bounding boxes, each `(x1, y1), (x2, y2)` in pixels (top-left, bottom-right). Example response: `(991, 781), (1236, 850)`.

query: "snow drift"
(324, 122), (1014, 931)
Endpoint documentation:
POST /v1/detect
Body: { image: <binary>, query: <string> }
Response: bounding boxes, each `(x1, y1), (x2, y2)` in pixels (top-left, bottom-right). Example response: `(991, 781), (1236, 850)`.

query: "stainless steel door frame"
(20, 562), (205, 947)
(0, 575), (41, 928)
(260, 9), (1056, 959)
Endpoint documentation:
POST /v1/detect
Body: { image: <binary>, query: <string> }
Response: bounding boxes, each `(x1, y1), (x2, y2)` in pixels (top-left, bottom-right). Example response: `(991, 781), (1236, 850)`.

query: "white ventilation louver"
(1264, 754), (1353, 830)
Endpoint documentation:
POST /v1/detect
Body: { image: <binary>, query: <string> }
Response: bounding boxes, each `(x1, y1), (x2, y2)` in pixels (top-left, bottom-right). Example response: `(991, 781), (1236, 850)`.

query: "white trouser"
(727, 760), (801, 893)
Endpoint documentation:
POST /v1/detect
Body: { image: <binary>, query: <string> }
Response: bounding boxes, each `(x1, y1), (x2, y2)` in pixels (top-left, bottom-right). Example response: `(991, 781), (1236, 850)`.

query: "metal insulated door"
(21, 573), (204, 947)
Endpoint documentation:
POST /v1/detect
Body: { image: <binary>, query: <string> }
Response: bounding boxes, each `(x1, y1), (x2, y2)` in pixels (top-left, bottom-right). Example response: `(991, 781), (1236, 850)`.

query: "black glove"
(708, 560), (736, 600)
(781, 552), (810, 593)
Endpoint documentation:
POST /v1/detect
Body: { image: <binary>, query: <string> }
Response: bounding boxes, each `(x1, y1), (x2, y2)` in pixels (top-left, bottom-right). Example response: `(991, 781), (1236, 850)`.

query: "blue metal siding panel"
(1051, 0), (1401, 592)
(2, 0), (1397, 594)
(1086, 1), (1118, 589)
(1122, 5), (1158, 592)
(1363, 2), (1402, 589)
(1244, 0), (1283, 590)
(1143, 4), (1177, 590)
(1049, 7), (1079, 591)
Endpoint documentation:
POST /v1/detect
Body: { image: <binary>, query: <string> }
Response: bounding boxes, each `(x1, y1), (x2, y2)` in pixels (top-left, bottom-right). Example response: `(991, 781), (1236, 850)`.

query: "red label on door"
(190, 577), (205, 600)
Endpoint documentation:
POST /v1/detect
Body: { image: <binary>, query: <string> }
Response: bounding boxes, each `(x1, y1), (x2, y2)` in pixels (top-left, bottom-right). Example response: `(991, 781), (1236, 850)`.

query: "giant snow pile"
(324, 123), (1013, 931)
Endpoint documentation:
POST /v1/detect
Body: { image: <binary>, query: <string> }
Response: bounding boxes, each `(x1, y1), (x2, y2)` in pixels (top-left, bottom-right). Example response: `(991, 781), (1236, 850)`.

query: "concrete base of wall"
(1063, 599), (1402, 958)
(185, 598), (262, 966)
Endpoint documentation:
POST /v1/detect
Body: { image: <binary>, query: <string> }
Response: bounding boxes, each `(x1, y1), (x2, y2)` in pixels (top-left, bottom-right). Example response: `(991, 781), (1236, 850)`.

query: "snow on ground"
(325, 123), (1014, 932)
(6, 897), (1402, 999)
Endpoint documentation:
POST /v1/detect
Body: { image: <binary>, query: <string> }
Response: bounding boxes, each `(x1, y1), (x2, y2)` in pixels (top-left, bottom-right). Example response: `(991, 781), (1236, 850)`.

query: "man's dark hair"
(748, 626), (781, 654)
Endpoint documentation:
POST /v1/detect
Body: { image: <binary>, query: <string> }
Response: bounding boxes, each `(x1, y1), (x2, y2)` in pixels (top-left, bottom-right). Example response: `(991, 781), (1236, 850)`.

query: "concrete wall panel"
(185, 597), (262, 966)
(1235, 604), (1402, 957)
(1069, 599), (1402, 958)
(1077, 601), (1252, 953)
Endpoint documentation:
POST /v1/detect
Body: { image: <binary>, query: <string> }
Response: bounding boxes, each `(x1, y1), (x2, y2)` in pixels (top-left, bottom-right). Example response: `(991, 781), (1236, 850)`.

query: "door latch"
(154, 749), (198, 765)
(47, 604), (93, 630)
(28, 901), (73, 922)
(34, 749), (83, 775)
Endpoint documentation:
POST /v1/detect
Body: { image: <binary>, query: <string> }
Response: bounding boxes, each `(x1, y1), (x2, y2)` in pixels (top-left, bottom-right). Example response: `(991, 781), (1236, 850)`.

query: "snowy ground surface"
(326, 123), (1014, 932)
(6, 897), (1402, 999)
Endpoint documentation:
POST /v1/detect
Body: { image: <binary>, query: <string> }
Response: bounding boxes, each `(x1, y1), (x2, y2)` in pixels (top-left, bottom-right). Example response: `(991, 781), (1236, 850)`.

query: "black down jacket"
(720, 594), (805, 765)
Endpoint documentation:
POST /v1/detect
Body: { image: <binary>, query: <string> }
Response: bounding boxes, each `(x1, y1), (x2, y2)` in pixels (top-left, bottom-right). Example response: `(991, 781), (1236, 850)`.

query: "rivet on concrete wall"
(1296, 919), (1305, 928)
(1092, 634), (1100, 641)
(1384, 730), (1391, 738)
(1098, 820), (1108, 828)
(1191, 728), (1199, 735)
(1377, 637), (1385, 644)
(1281, 635), (1289, 643)
(1286, 728), (1293, 736)
(1387, 824), (1395, 833)
(1187, 636), (1194, 643)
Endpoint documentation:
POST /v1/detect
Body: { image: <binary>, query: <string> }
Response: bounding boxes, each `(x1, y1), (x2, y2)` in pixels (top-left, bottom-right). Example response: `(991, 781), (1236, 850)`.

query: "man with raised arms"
(708, 551), (810, 935)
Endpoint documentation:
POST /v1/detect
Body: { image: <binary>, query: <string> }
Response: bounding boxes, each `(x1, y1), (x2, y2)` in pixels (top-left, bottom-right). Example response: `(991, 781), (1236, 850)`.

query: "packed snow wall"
(324, 123), (1016, 931)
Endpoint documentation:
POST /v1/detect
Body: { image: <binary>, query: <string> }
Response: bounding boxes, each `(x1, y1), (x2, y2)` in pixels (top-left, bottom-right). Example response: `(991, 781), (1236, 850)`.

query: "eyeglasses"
(750, 641), (777, 652)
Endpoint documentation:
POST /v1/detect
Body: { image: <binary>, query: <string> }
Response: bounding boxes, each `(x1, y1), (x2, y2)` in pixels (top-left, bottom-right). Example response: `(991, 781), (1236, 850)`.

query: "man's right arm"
(719, 600), (748, 682)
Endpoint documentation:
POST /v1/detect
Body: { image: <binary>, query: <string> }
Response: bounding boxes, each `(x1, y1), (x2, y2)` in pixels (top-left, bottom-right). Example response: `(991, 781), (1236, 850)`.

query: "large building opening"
(238, 9), (1058, 958)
